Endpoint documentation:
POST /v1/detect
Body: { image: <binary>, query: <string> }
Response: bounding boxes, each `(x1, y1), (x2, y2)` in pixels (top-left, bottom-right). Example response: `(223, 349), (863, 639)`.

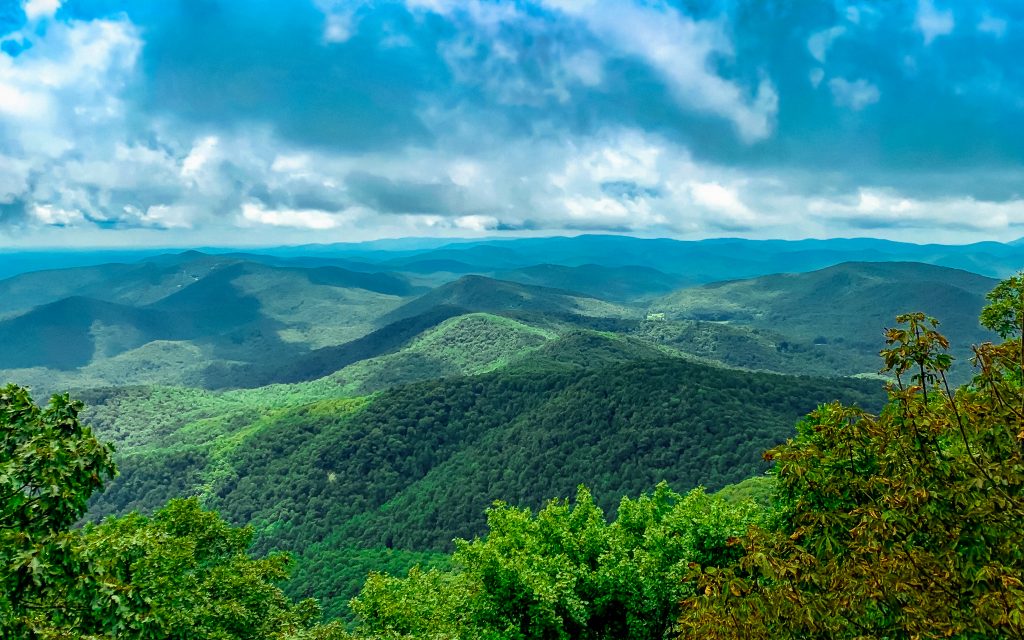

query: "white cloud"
(123, 204), (195, 229)
(809, 188), (1024, 230)
(553, 131), (663, 188)
(271, 153), (313, 175)
(0, 15), (140, 157)
(543, 0), (777, 142)
(416, 0), (777, 142)
(23, 0), (61, 22)
(32, 203), (83, 225)
(181, 136), (220, 179)
(241, 202), (342, 230)
(0, 82), (49, 118)
(829, 77), (880, 110)
(977, 14), (1007, 38)
(313, 0), (366, 43)
(690, 182), (754, 223)
(809, 68), (825, 88)
(453, 214), (499, 231)
(915, 0), (954, 45)
(807, 26), (845, 63)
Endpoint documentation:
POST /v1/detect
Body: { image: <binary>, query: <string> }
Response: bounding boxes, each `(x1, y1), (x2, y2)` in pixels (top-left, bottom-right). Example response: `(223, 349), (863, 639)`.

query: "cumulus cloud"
(0, 0), (1023, 247)
(829, 77), (881, 110)
(240, 202), (342, 230)
(23, 0), (62, 22)
(808, 26), (845, 63)
(542, 0), (778, 142)
(977, 13), (1007, 38)
(809, 188), (1024, 231)
(915, 0), (954, 45)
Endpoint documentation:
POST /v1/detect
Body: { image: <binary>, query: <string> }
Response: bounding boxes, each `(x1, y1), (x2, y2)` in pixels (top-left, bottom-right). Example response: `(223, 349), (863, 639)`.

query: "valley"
(0, 234), (1005, 621)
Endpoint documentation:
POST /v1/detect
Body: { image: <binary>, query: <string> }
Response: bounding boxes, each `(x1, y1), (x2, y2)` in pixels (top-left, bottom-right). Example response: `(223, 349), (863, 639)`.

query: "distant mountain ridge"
(0, 238), (1014, 395)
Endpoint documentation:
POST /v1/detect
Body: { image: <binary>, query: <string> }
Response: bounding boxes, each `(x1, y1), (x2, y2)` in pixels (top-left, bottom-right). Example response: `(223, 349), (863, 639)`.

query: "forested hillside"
(650, 262), (997, 380)
(0, 237), (1011, 630)
(8, 284), (1023, 636)
(80, 344), (880, 612)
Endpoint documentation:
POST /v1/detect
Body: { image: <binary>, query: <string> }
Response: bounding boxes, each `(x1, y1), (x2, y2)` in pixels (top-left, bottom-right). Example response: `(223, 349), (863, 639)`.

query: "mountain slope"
(0, 296), (170, 370)
(380, 275), (636, 326)
(651, 262), (997, 377)
(0, 258), (416, 392)
(82, 354), (882, 614)
(493, 264), (689, 301)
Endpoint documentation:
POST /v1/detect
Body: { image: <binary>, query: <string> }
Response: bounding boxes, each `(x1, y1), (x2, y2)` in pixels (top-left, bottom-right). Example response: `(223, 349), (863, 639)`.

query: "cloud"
(809, 188), (1024, 231)
(241, 202), (342, 230)
(809, 68), (825, 88)
(807, 26), (845, 63)
(690, 182), (754, 224)
(180, 136), (220, 180)
(1, 0), (1024, 247)
(829, 77), (881, 110)
(23, 0), (62, 22)
(915, 0), (954, 45)
(345, 172), (469, 215)
(32, 203), (83, 225)
(977, 13), (1007, 38)
(542, 0), (778, 142)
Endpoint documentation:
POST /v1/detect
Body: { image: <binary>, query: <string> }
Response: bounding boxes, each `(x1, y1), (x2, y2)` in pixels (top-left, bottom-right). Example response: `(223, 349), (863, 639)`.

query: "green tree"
(980, 271), (1024, 340)
(680, 308), (1024, 638)
(76, 497), (341, 639)
(0, 384), (345, 639)
(350, 484), (759, 639)
(0, 385), (116, 637)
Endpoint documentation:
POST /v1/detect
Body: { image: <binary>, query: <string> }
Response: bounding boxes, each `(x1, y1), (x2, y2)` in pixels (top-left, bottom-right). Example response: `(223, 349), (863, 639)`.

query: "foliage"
(714, 475), (777, 509)
(980, 271), (1024, 339)
(0, 385), (116, 638)
(78, 347), (877, 615)
(288, 547), (452, 622)
(349, 484), (760, 640)
(73, 498), (338, 639)
(651, 261), (997, 382)
(0, 383), (349, 639)
(680, 311), (1024, 638)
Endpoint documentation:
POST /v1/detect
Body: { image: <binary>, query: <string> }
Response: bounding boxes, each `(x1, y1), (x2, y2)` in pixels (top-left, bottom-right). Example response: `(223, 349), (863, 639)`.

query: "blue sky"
(1, 0), (1023, 246)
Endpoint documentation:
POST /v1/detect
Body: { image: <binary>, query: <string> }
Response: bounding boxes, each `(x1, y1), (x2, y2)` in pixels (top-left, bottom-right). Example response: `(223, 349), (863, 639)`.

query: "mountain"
(380, 275), (635, 326)
(651, 262), (997, 378)
(82, 353), (883, 614)
(0, 258), (417, 394)
(287, 235), (1024, 282)
(493, 264), (689, 301)
(0, 251), (417, 315)
(0, 296), (170, 370)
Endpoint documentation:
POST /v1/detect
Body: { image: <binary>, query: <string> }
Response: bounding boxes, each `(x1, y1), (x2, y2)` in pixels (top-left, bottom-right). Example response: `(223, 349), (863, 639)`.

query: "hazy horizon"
(3, 231), (1024, 253)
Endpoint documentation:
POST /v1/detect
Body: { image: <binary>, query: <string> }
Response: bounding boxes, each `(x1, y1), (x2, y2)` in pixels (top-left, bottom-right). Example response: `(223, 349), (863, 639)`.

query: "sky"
(1, 0), (1024, 247)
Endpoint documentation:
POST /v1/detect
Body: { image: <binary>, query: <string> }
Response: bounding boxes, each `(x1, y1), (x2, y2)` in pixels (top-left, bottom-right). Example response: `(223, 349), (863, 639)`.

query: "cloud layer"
(1, 0), (1023, 246)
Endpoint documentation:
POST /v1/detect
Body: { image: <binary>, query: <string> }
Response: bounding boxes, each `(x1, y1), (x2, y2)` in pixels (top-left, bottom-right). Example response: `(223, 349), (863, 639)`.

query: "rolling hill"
(650, 262), (998, 378)
(0, 257), (417, 394)
(379, 275), (636, 326)
(493, 263), (689, 301)
(81, 349), (883, 615)
(0, 296), (171, 370)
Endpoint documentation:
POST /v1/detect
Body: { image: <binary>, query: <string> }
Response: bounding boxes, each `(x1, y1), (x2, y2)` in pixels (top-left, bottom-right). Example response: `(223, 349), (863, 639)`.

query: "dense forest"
(4, 270), (1024, 637)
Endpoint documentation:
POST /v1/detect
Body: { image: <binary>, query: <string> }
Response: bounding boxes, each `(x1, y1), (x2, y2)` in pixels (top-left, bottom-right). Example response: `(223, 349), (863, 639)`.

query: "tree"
(680, 307), (1024, 638)
(350, 484), (759, 639)
(980, 271), (1024, 340)
(0, 385), (116, 637)
(75, 497), (341, 639)
(0, 384), (346, 639)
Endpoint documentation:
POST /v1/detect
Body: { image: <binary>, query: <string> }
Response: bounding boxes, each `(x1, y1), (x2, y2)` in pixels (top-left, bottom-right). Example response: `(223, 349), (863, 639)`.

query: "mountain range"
(0, 233), (1012, 618)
